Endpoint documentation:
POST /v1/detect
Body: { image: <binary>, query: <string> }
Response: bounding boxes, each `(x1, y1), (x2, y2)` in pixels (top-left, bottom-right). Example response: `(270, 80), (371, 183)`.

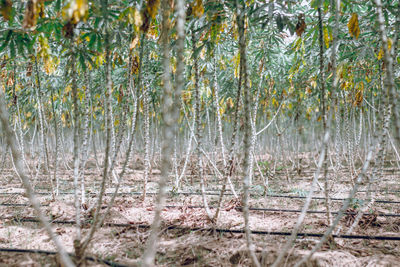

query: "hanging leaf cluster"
(61, 0), (89, 39)
(377, 38), (392, 60)
(23, 0), (39, 30)
(295, 14), (306, 37)
(62, 0), (88, 24)
(347, 13), (360, 39)
(192, 0), (204, 18)
(0, 0), (12, 21)
(141, 0), (160, 33)
(353, 82), (364, 107)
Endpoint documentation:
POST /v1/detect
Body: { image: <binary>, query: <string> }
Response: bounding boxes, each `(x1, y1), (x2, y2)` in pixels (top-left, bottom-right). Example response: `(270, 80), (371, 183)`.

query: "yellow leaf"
(62, 0), (88, 23)
(131, 53), (140, 74)
(311, 80), (317, 89)
(323, 27), (330, 48)
(133, 8), (143, 29)
(233, 53), (240, 78)
(130, 36), (140, 50)
(378, 38), (392, 60)
(95, 54), (105, 66)
(219, 106), (225, 115)
(377, 48), (383, 60)
(26, 112), (32, 118)
(182, 90), (192, 104)
(227, 97), (234, 108)
(44, 56), (58, 75)
(149, 51), (158, 60)
(147, 26), (158, 39)
(78, 90), (84, 102)
(347, 13), (360, 39)
(206, 87), (211, 98)
(23, 0), (38, 30)
(272, 97), (278, 107)
(0, 0), (12, 21)
(388, 38), (393, 50)
(219, 97), (225, 107)
(146, 0), (160, 19)
(192, 0), (204, 18)
(306, 107), (312, 119)
(354, 81), (364, 106)
(75, 0), (88, 21)
(65, 85), (72, 94)
(200, 47), (206, 60)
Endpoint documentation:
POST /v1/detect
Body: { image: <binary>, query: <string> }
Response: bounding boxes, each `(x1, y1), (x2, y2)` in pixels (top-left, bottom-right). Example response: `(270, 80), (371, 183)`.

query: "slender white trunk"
(142, 0), (185, 264)
(236, 1), (260, 266)
(0, 89), (74, 267)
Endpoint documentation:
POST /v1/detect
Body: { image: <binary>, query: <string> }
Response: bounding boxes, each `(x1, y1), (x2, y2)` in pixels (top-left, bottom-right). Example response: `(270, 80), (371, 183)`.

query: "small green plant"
(170, 186), (179, 196)
(276, 166), (284, 171)
(291, 188), (308, 197)
(350, 198), (363, 209)
(258, 160), (270, 168)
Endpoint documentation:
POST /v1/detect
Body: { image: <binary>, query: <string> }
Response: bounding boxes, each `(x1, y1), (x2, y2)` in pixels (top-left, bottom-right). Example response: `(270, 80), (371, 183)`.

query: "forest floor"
(0, 154), (400, 266)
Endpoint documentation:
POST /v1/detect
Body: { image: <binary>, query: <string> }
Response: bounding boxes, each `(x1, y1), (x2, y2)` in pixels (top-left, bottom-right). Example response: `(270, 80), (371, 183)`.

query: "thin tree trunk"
(374, 0), (400, 147)
(318, 4), (332, 226)
(0, 87), (74, 267)
(34, 56), (50, 174)
(248, 80), (262, 185)
(142, 83), (151, 199)
(236, 1), (260, 266)
(272, 0), (340, 264)
(295, 139), (376, 266)
(142, 0), (184, 264)
(212, 55), (226, 166)
(192, 27), (213, 220)
(70, 41), (82, 260)
(79, 0), (113, 259)
(79, 70), (92, 204)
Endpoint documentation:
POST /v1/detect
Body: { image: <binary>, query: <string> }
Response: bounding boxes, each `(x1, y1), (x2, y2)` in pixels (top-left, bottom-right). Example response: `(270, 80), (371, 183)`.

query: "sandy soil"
(0, 155), (399, 266)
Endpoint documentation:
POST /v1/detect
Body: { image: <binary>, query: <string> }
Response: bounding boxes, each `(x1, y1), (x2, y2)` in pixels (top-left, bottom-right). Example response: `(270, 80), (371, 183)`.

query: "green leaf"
(55, 0), (61, 11)
(193, 44), (205, 59)
(311, 0), (322, 9)
(86, 54), (95, 69)
(96, 36), (102, 52)
(276, 15), (284, 32)
(88, 34), (96, 49)
(0, 31), (12, 53)
(9, 40), (15, 58)
(16, 36), (25, 56)
(79, 53), (86, 71)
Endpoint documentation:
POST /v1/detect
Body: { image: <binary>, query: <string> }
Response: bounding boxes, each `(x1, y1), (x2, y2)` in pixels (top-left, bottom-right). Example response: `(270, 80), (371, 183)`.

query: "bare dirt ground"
(0, 154), (400, 266)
